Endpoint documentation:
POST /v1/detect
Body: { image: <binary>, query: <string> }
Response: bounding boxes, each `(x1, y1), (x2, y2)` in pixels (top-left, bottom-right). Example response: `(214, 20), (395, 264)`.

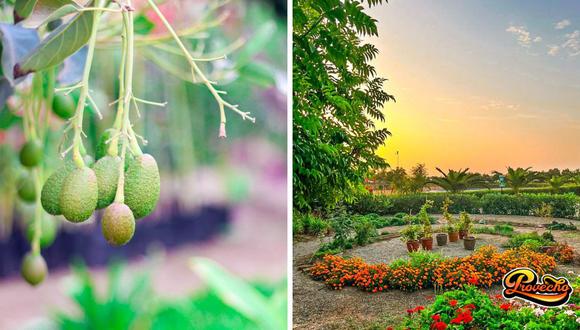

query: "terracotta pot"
(420, 237), (433, 251)
(459, 230), (468, 239)
(406, 240), (420, 252)
(436, 233), (447, 246)
(448, 232), (459, 242)
(464, 236), (476, 250)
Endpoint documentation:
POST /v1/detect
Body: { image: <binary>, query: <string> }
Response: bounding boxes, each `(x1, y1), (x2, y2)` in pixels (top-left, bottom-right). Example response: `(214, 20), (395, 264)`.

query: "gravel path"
(293, 216), (580, 329)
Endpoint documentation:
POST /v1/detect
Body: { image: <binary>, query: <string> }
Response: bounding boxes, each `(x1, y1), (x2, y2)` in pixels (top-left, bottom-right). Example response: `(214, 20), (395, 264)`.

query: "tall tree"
(293, 0), (395, 210)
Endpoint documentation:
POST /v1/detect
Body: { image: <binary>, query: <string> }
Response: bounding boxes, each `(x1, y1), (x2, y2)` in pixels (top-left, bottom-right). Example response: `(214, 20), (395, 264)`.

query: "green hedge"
(461, 185), (580, 196)
(348, 192), (580, 220)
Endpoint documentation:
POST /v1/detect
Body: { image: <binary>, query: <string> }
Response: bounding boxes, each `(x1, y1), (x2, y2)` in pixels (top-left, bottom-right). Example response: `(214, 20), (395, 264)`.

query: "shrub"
(293, 212), (330, 236)
(348, 192), (580, 219)
(353, 216), (377, 245)
(398, 285), (580, 330)
(505, 232), (550, 249)
(545, 243), (575, 263)
(546, 220), (577, 231)
(472, 224), (514, 237)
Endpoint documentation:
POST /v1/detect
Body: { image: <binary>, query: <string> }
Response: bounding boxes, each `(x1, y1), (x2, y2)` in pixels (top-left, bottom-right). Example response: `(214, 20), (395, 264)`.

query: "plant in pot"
(442, 197), (458, 242)
(418, 200), (434, 250)
(400, 225), (421, 252)
(458, 211), (472, 239)
(458, 211), (476, 250)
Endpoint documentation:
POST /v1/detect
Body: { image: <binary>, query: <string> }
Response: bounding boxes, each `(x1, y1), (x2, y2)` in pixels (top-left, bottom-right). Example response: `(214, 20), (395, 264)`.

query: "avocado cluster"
(41, 153), (160, 246)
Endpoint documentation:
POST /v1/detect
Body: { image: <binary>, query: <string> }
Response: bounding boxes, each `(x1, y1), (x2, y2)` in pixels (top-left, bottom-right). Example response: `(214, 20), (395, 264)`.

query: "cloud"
(547, 45), (560, 56)
(480, 100), (520, 112)
(562, 30), (580, 56)
(555, 19), (571, 30)
(506, 25), (542, 47)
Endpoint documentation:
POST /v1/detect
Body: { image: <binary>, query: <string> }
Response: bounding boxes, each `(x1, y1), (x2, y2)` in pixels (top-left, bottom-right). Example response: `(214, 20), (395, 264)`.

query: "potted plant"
(458, 211), (472, 239)
(418, 200), (434, 250)
(464, 235), (476, 250)
(400, 225), (421, 252)
(447, 224), (459, 242)
(442, 197), (459, 242)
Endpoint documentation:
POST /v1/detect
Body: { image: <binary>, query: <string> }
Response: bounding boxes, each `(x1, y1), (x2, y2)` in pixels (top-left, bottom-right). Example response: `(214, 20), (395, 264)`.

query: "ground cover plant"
(472, 224), (515, 236)
(0, 0), (264, 286)
(394, 284), (580, 330)
(309, 246), (557, 292)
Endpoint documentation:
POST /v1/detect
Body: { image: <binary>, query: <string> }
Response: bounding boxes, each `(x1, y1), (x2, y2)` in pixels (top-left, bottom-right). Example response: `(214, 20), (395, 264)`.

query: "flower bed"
(309, 246), (556, 292)
(393, 285), (580, 330)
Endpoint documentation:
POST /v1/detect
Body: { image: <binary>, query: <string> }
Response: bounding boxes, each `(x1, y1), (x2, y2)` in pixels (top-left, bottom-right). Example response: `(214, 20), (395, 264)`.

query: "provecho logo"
(502, 268), (573, 307)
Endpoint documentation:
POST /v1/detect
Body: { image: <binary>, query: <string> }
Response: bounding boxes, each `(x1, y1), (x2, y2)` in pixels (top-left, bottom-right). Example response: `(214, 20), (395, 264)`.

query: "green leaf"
(189, 257), (284, 329)
(133, 14), (155, 35)
(238, 62), (276, 88)
(15, 6), (95, 78)
(20, 0), (77, 28)
(14, 0), (38, 23)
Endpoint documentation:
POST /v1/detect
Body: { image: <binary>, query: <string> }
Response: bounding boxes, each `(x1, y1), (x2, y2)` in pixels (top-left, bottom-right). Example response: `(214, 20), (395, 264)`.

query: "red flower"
(494, 294), (503, 300)
(462, 312), (473, 323)
(414, 305), (425, 312)
(449, 300), (458, 307)
(463, 303), (476, 310)
(433, 321), (448, 330)
(500, 303), (512, 311)
(450, 316), (462, 325)
(468, 276), (479, 285)
(386, 327), (394, 330)
(432, 314), (441, 321)
(407, 309), (414, 315)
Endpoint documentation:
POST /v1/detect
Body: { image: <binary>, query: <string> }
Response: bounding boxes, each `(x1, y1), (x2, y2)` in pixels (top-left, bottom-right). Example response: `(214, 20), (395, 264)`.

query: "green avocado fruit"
(17, 173), (36, 203)
(26, 217), (58, 248)
(41, 161), (75, 215)
(21, 252), (47, 286)
(101, 202), (135, 246)
(124, 154), (160, 219)
(19, 140), (43, 168)
(60, 167), (98, 222)
(52, 94), (75, 120)
(94, 156), (121, 209)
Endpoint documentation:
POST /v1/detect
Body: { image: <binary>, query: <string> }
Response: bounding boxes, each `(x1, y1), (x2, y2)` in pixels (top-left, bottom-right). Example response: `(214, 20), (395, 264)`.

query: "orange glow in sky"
(366, 1), (580, 174)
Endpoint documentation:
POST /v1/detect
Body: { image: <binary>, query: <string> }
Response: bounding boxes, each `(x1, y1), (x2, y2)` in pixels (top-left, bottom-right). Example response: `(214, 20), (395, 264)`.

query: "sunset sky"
(365, 0), (580, 174)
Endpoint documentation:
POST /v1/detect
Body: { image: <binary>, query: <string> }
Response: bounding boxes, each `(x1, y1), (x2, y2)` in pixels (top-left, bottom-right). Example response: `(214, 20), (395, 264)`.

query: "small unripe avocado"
(26, 217), (58, 248)
(21, 252), (47, 286)
(60, 167), (98, 222)
(41, 161), (75, 215)
(94, 156), (121, 209)
(19, 140), (43, 167)
(95, 129), (114, 160)
(124, 154), (160, 219)
(17, 173), (36, 203)
(52, 94), (75, 120)
(101, 202), (135, 246)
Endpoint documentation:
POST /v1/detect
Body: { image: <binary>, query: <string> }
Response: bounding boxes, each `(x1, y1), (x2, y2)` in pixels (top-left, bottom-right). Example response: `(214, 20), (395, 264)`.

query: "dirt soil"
(293, 215), (580, 329)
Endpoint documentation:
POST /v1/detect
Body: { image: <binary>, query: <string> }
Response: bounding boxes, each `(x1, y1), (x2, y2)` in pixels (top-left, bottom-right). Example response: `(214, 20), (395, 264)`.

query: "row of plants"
(392, 284), (580, 330)
(309, 246), (557, 292)
(293, 211), (437, 238)
(349, 192), (580, 219)
(400, 199), (477, 252)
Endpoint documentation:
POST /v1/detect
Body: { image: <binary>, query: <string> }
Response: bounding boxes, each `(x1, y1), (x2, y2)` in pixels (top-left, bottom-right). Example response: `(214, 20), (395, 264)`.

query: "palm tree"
(430, 168), (478, 193)
(496, 167), (534, 193)
(549, 176), (568, 193)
